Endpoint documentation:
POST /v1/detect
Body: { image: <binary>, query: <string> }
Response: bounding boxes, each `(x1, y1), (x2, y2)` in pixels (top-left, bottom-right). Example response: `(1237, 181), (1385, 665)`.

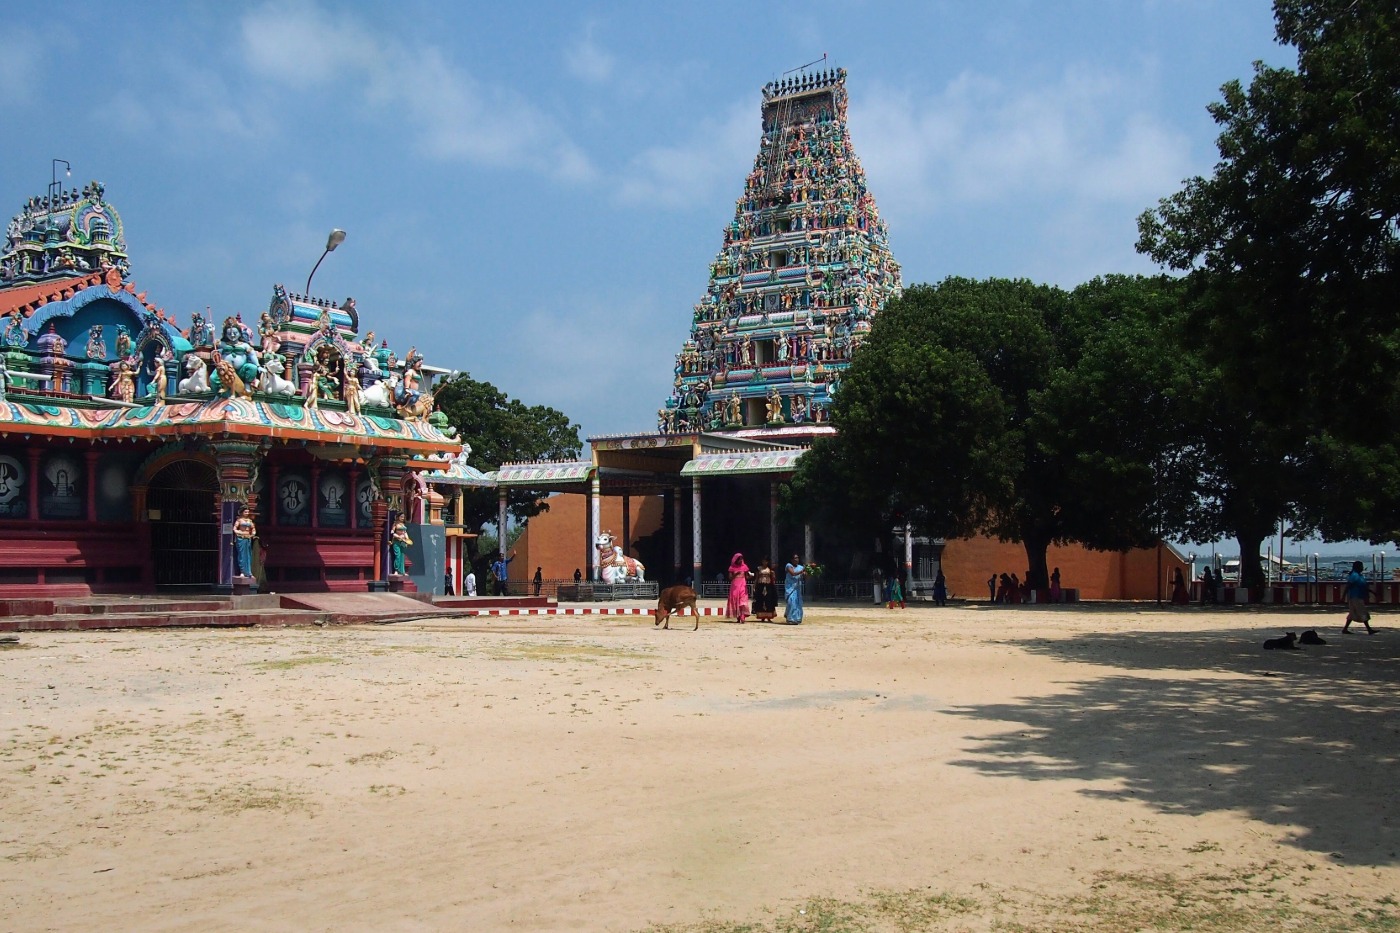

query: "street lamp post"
(305, 229), (346, 296)
(1313, 553), (1320, 605)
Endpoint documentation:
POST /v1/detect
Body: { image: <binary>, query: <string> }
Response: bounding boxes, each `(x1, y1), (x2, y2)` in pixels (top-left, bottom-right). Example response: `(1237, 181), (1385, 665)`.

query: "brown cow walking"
(654, 585), (699, 631)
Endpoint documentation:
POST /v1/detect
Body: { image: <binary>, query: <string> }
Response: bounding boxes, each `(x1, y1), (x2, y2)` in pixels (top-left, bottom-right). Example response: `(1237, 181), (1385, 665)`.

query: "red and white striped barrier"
(462, 606), (726, 618)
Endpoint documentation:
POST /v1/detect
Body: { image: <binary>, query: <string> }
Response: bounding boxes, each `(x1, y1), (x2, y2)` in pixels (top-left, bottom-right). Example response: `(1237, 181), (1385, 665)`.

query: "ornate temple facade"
(0, 180), (466, 596)
(660, 68), (902, 439)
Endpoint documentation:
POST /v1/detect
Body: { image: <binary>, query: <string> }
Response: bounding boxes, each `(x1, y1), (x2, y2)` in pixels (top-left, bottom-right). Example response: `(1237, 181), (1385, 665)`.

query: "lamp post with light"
(305, 229), (346, 296)
(49, 159), (70, 204)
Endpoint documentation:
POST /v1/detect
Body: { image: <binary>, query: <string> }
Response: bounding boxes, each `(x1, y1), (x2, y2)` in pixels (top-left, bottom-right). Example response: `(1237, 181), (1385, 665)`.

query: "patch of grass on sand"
(640, 866), (1400, 933)
(489, 643), (653, 663)
(190, 783), (314, 816)
(253, 655), (339, 670)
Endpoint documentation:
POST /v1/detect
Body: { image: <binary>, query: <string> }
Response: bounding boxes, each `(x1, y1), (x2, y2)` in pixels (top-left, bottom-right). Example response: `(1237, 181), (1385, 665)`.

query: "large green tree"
(1137, 0), (1400, 569)
(432, 373), (581, 563)
(793, 276), (1190, 589)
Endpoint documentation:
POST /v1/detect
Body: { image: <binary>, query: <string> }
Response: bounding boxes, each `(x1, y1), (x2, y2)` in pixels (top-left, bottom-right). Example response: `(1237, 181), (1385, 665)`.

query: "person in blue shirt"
(1344, 560), (1375, 634)
(491, 549), (517, 596)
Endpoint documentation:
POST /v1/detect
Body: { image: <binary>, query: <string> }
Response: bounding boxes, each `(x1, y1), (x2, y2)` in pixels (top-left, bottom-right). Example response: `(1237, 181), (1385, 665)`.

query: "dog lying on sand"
(1299, 629), (1327, 645)
(654, 585), (699, 631)
(1263, 632), (1299, 650)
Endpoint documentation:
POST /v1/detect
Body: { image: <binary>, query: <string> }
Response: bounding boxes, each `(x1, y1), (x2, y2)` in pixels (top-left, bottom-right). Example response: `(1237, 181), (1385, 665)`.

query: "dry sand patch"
(1, 606), (1396, 931)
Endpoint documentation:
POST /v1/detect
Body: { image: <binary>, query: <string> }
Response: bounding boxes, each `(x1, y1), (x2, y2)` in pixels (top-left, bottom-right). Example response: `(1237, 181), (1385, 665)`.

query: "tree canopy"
(1137, 0), (1400, 576)
(432, 372), (581, 560)
(792, 276), (1190, 588)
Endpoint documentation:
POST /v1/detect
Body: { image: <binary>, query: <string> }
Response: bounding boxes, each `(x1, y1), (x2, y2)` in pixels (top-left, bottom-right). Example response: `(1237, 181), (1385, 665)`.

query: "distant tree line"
(791, 0), (1400, 594)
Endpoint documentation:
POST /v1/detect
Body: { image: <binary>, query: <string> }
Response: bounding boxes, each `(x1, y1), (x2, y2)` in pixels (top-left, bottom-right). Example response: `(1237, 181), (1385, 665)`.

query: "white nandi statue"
(360, 371), (397, 409)
(595, 531), (645, 584)
(260, 356), (299, 395)
(176, 355), (210, 394)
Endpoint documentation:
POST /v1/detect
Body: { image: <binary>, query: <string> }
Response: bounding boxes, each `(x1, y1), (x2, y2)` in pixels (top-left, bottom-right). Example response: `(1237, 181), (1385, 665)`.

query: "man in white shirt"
(465, 569), (477, 596)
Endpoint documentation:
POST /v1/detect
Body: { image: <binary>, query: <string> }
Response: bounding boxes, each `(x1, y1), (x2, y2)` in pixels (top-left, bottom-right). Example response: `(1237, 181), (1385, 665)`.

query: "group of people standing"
(726, 553), (808, 624)
(989, 568), (1062, 604)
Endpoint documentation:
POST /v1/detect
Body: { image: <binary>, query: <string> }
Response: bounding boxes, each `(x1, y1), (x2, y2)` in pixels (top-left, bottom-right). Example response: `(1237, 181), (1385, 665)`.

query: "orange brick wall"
(520, 491), (1189, 599)
(940, 537), (1188, 601)
(516, 493), (664, 581)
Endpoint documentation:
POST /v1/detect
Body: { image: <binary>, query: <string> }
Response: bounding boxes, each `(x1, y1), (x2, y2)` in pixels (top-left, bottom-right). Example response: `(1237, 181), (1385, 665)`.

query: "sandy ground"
(2, 601), (1398, 932)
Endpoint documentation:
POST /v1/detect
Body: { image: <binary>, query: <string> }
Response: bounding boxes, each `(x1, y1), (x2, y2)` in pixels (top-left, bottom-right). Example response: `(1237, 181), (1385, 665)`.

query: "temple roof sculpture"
(0, 181), (458, 456)
(660, 67), (902, 440)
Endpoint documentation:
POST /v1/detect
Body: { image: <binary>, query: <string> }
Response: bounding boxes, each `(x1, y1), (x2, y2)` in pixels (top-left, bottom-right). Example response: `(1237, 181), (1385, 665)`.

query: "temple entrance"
(147, 460), (219, 588)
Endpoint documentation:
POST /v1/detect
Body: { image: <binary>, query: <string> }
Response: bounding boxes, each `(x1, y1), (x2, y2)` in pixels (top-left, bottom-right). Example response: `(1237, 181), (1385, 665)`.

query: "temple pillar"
(769, 481), (779, 565)
(345, 465), (357, 530)
(589, 474), (601, 580)
(310, 463), (321, 529)
(267, 460), (280, 527)
(903, 523), (913, 590)
(691, 479), (703, 586)
(206, 439), (264, 591)
(497, 488), (508, 557)
(622, 494), (631, 555)
(85, 449), (100, 523)
(671, 488), (682, 581)
(26, 447), (40, 520)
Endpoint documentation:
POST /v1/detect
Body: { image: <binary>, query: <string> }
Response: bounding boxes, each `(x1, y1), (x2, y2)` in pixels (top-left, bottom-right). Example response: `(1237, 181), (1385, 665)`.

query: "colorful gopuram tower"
(660, 67), (902, 439)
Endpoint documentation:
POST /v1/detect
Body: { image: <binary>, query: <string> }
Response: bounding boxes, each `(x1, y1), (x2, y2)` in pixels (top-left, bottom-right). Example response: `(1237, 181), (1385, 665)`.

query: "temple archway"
(147, 459), (219, 588)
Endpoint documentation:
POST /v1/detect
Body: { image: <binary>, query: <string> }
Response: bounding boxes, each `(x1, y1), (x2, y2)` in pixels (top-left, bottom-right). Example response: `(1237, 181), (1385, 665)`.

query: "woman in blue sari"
(784, 554), (807, 624)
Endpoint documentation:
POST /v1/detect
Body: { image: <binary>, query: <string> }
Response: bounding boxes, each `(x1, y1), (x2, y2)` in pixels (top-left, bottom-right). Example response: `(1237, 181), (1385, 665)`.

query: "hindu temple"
(0, 178), (472, 596)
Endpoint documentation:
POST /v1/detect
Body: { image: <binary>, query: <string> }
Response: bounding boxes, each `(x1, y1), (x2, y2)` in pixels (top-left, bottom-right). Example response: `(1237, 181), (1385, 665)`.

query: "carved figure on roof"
(305, 347), (339, 409)
(86, 325), (107, 360)
(725, 392), (742, 426)
(2, 308), (26, 348)
(210, 317), (260, 398)
(115, 326), (133, 361)
(268, 284), (293, 325)
(790, 393), (808, 423)
(394, 354), (434, 422)
(360, 372), (395, 409)
(187, 309), (213, 347)
(260, 355), (299, 396)
(258, 311), (280, 355)
(177, 355), (209, 394)
(657, 407), (672, 433)
(108, 360), (135, 403)
(342, 364), (362, 415)
(766, 386), (785, 424)
(147, 350), (170, 401)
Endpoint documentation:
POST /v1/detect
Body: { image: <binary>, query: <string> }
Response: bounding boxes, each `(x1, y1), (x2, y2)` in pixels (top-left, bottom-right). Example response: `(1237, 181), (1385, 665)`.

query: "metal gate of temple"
(147, 460), (219, 588)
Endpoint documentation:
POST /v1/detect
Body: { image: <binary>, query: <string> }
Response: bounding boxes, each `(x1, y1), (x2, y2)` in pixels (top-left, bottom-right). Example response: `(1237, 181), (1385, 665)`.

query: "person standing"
(533, 566), (543, 596)
(784, 554), (807, 624)
(1344, 560), (1375, 634)
(1171, 567), (1189, 605)
(752, 557), (777, 622)
(465, 567), (477, 596)
(726, 552), (751, 623)
(886, 573), (904, 610)
(1199, 566), (1213, 605)
(573, 568), (582, 584)
(987, 574), (997, 603)
(1050, 567), (1062, 603)
(491, 549), (516, 596)
(933, 570), (947, 607)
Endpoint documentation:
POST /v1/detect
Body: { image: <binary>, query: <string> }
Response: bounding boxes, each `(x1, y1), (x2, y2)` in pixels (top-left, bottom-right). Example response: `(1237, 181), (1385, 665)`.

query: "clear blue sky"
(4, 1), (1289, 442)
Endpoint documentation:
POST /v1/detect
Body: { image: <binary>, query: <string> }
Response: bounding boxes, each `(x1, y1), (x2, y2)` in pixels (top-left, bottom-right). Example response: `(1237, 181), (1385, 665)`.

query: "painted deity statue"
(258, 311), (280, 355)
(389, 519), (413, 575)
(188, 309), (213, 347)
(148, 351), (169, 401)
(766, 386), (785, 424)
(233, 506), (257, 578)
(86, 325), (107, 360)
(108, 360), (135, 403)
(114, 326), (133, 361)
(342, 364), (362, 415)
(2, 308), (27, 348)
(211, 317), (260, 397)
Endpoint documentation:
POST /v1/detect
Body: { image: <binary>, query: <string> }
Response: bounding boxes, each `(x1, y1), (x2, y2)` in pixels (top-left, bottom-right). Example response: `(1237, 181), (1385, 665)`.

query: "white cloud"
(850, 64), (1193, 214)
(615, 101), (758, 210)
(564, 24), (615, 84)
(239, 1), (594, 183)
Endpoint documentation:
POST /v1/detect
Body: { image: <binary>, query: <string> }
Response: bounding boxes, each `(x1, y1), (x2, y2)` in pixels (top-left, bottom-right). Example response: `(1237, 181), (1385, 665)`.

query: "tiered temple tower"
(660, 67), (902, 438)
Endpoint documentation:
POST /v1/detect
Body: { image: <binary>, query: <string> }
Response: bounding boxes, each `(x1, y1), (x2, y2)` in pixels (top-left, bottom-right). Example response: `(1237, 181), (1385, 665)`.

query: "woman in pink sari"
(726, 552), (752, 623)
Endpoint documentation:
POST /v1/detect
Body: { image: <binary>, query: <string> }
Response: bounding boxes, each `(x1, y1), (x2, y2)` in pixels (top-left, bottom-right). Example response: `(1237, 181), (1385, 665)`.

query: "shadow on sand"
(947, 625), (1400, 865)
